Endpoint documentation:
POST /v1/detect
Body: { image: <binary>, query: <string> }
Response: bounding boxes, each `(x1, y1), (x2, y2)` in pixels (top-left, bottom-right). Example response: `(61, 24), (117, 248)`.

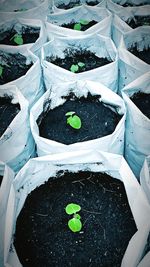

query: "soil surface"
(0, 25), (40, 45)
(57, 0), (81, 9)
(126, 16), (150, 28)
(0, 96), (20, 136)
(0, 51), (33, 85)
(38, 93), (122, 145)
(122, 2), (148, 6)
(46, 49), (112, 73)
(86, 1), (99, 5)
(61, 20), (97, 31)
(0, 176), (2, 186)
(131, 92), (150, 119)
(14, 171), (137, 267)
(128, 46), (150, 64)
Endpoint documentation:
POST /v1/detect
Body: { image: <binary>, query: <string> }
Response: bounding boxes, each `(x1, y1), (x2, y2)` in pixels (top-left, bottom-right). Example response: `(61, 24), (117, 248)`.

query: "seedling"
(0, 65), (3, 77)
(74, 19), (89, 31)
(65, 111), (82, 129)
(14, 8), (28, 12)
(65, 203), (82, 232)
(70, 62), (85, 73)
(10, 34), (23, 45)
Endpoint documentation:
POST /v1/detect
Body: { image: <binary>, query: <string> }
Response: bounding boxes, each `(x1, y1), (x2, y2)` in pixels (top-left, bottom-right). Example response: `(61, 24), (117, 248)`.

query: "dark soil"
(126, 16), (150, 28)
(0, 96), (20, 136)
(14, 171), (137, 267)
(122, 2), (149, 6)
(46, 49), (113, 73)
(61, 20), (97, 31)
(0, 51), (33, 85)
(38, 93), (122, 145)
(57, 0), (81, 9)
(0, 176), (2, 186)
(0, 25), (40, 45)
(86, 1), (99, 5)
(128, 45), (150, 64)
(131, 92), (150, 119)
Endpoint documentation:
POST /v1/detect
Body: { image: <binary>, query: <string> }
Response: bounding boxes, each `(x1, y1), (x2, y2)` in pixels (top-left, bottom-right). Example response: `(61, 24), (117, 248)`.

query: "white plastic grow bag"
(46, 5), (112, 38)
(107, 0), (150, 14)
(0, 85), (35, 173)
(0, 17), (47, 57)
(140, 155), (150, 205)
(0, 45), (44, 107)
(30, 79), (125, 156)
(122, 71), (150, 179)
(3, 150), (150, 267)
(0, 161), (14, 267)
(41, 34), (118, 92)
(112, 7), (150, 47)
(51, 0), (106, 12)
(0, 0), (50, 21)
(118, 28), (150, 92)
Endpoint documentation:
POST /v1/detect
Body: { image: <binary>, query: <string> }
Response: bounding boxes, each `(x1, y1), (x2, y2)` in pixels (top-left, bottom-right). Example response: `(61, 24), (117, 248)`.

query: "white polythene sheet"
(0, 162), (14, 267)
(0, 45), (44, 107)
(118, 28), (150, 91)
(3, 150), (150, 267)
(46, 5), (112, 38)
(122, 71), (150, 179)
(30, 79), (126, 156)
(42, 33), (118, 92)
(0, 85), (35, 173)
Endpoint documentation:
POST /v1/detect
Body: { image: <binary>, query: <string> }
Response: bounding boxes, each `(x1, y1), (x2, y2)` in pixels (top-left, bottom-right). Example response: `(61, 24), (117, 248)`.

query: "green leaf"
(74, 23), (81, 31)
(80, 19), (89, 25)
(78, 62), (85, 68)
(65, 111), (75, 116)
(67, 114), (81, 129)
(68, 218), (82, 232)
(13, 34), (23, 45)
(75, 214), (81, 220)
(0, 65), (3, 77)
(70, 64), (79, 73)
(65, 203), (81, 215)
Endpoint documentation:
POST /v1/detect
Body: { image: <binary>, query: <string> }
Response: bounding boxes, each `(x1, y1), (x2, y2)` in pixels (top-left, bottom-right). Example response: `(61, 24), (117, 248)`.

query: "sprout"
(65, 111), (82, 129)
(65, 203), (82, 232)
(70, 62), (85, 73)
(10, 34), (23, 45)
(74, 19), (89, 31)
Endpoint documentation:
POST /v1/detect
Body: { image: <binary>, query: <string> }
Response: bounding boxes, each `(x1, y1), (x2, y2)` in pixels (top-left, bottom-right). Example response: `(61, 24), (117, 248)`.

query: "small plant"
(0, 65), (3, 78)
(65, 203), (82, 232)
(10, 34), (23, 45)
(70, 62), (85, 73)
(0, 61), (10, 78)
(74, 19), (89, 31)
(65, 111), (82, 129)
(14, 8), (28, 12)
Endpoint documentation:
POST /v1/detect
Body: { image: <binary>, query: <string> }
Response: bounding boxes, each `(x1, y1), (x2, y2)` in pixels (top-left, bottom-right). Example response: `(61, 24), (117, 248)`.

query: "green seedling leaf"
(0, 65), (3, 77)
(80, 19), (89, 25)
(78, 62), (85, 68)
(68, 217), (82, 232)
(74, 23), (81, 31)
(11, 34), (23, 45)
(67, 114), (81, 129)
(70, 64), (79, 73)
(65, 203), (81, 215)
(65, 111), (75, 116)
(75, 214), (81, 220)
